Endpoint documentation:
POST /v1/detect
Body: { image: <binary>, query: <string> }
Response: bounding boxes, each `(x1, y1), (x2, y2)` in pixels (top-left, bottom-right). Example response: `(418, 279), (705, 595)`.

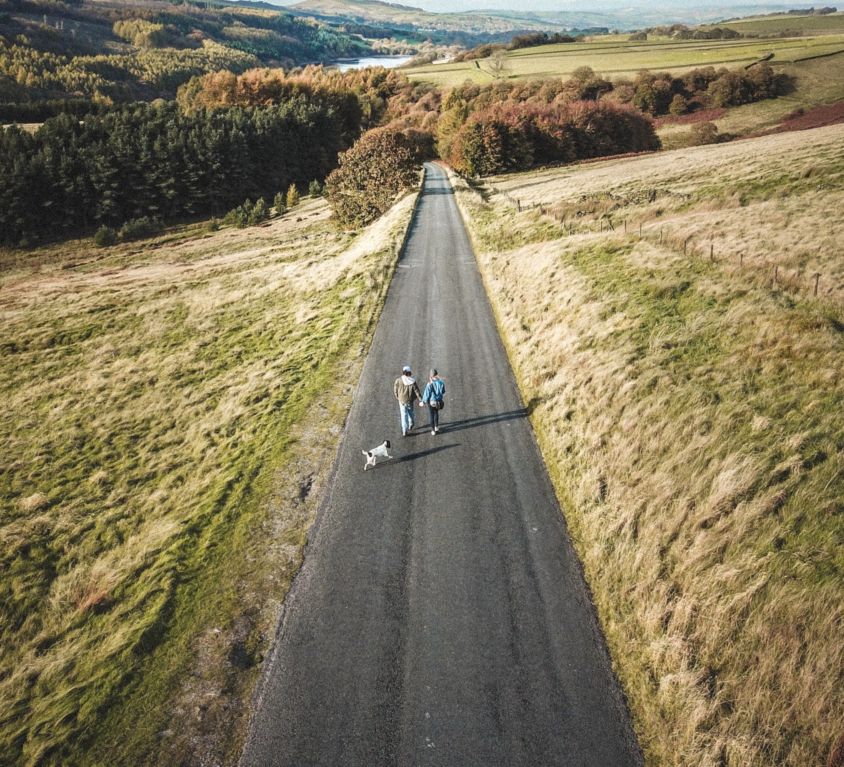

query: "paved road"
(240, 163), (641, 767)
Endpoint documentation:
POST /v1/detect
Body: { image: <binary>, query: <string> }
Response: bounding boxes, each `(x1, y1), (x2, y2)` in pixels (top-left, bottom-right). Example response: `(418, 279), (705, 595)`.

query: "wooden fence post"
(517, 199), (521, 212)
(710, 243), (714, 262)
(814, 272), (821, 297)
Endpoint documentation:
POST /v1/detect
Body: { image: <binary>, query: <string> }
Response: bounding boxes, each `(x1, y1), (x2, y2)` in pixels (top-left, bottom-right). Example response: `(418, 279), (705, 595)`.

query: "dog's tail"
(362, 449), (371, 457)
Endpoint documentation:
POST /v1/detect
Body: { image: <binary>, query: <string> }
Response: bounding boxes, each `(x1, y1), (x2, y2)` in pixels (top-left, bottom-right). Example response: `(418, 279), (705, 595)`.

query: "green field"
(715, 11), (844, 36)
(406, 33), (844, 86)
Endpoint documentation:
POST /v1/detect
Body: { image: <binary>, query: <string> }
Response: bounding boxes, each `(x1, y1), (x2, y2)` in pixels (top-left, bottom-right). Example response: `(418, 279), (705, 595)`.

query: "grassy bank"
(0, 194), (416, 765)
(447, 124), (844, 766)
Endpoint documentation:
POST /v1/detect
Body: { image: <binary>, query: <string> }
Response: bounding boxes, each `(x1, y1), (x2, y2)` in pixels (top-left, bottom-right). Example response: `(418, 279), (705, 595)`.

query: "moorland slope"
(0, 192), (416, 765)
(450, 123), (844, 766)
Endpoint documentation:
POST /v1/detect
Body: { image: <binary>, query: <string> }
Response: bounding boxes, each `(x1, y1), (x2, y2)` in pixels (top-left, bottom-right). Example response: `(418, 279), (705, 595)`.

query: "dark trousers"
(427, 404), (440, 431)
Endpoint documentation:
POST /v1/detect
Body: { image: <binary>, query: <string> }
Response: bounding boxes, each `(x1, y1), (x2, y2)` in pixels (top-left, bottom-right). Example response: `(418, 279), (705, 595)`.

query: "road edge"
(236, 171), (427, 766)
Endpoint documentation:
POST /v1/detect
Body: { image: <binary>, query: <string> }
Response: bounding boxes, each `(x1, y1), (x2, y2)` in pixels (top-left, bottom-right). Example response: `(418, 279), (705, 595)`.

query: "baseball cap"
(402, 365), (411, 373)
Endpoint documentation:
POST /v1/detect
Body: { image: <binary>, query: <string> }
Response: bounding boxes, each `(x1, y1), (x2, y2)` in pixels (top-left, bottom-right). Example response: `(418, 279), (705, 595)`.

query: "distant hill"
(290, 0), (574, 44)
(469, 6), (819, 31)
(289, 1), (838, 33)
(0, 0), (372, 117)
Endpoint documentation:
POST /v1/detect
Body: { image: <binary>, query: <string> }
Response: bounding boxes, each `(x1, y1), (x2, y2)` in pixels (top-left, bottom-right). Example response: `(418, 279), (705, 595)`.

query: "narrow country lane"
(240, 163), (642, 767)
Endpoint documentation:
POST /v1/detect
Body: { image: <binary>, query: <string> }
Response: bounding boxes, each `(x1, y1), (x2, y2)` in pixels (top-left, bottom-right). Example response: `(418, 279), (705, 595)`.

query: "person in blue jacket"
(421, 369), (446, 435)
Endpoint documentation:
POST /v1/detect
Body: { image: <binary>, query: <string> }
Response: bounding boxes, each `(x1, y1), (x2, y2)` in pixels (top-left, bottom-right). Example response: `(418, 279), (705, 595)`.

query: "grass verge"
(446, 125), (844, 766)
(0, 193), (417, 765)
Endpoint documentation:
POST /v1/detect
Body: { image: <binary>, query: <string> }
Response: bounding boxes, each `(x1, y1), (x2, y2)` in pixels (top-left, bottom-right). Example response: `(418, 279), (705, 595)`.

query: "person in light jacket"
(421, 368), (445, 435)
(394, 365), (422, 436)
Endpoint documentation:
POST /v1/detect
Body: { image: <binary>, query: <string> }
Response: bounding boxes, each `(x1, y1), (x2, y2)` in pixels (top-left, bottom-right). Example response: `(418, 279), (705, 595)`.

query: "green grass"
(0, 196), (414, 765)
(449, 126), (844, 766)
(714, 12), (844, 37)
(406, 34), (844, 86)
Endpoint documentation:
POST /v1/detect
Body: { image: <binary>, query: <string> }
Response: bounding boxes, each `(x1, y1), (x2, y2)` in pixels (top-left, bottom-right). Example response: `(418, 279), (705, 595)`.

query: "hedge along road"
(240, 163), (642, 767)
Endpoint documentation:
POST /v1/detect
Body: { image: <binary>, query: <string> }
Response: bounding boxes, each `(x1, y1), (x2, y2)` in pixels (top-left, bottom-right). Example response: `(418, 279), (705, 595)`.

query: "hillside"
(0, 0), (371, 114)
(715, 9), (844, 36)
(477, 6), (797, 32)
(657, 50), (844, 144)
(290, 0), (573, 44)
(292, 1), (844, 35)
(0, 191), (418, 765)
(405, 28), (844, 86)
(449, 122), (844, 766)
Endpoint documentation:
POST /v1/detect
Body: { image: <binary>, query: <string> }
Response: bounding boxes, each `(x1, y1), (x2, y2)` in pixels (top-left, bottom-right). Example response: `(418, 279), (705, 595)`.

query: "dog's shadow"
(367, 443), (460, 469)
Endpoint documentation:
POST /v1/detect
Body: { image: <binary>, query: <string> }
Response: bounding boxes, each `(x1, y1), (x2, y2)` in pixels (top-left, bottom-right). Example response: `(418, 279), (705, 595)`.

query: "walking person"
(394, 365), (422, 437)
(421, 369), (446, 435)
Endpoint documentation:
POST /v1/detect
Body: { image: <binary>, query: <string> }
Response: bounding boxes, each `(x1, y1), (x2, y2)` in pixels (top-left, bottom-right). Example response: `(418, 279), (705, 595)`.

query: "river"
(332, 55), (413, 71)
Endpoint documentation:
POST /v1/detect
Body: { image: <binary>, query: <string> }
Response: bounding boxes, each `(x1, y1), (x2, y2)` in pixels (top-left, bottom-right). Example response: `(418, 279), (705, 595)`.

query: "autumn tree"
(448, 101), (659, 177)
(487, 50), (510, 80)
(324, 127), (419, 228)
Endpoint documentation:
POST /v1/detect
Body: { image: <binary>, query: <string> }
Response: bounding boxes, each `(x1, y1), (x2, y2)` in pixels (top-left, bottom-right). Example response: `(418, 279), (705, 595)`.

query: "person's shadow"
(435, 404), (534, 435)
(368, 401), (541, 468)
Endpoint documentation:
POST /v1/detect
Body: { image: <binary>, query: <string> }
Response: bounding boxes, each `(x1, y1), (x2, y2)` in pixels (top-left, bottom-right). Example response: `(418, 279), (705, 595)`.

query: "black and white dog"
(362, 440), (392, 470)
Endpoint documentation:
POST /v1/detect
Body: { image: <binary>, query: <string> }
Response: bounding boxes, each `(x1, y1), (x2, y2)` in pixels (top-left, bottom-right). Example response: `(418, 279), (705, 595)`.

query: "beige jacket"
(394, 374), (422, 405)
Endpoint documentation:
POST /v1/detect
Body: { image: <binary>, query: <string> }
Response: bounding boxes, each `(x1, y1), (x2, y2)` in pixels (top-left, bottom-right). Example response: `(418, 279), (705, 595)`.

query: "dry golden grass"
(0, 193), (417, 765)
(448, 124), (844, 767)
(484, 124), (844, 301)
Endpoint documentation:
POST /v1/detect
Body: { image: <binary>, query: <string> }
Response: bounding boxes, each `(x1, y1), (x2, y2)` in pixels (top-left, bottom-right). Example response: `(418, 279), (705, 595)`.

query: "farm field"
(0, 193), (415, 765)
(714, 11), (844, 37)
(448, 123), (844, 766)
(405, 30), (844, 86)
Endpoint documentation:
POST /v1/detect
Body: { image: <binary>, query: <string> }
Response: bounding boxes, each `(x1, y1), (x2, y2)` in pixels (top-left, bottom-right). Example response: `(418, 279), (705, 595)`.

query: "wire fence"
(492, 189), (830, 300)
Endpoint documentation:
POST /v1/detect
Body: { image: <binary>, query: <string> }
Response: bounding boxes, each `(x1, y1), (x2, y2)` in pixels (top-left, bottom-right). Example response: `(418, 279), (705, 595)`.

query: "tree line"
(444, 101), (659, 176)
(0, 59), (792, 244)
(0, 96), (357, 245)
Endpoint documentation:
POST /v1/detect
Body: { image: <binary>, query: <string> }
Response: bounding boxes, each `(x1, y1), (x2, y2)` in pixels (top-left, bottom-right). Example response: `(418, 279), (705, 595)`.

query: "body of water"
(333, 55), (413, 72)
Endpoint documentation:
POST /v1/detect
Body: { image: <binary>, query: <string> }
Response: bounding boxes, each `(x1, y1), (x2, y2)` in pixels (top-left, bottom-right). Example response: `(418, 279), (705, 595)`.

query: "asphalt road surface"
(240, 163), (641, 767)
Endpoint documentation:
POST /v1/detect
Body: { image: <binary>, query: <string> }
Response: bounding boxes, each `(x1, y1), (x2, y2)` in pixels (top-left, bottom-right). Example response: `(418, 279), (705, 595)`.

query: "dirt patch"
(768, 100), (844, 133)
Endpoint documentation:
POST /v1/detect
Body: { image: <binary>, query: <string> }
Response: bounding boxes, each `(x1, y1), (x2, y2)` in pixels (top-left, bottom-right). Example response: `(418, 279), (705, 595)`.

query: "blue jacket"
(422, 378), (445, 404)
